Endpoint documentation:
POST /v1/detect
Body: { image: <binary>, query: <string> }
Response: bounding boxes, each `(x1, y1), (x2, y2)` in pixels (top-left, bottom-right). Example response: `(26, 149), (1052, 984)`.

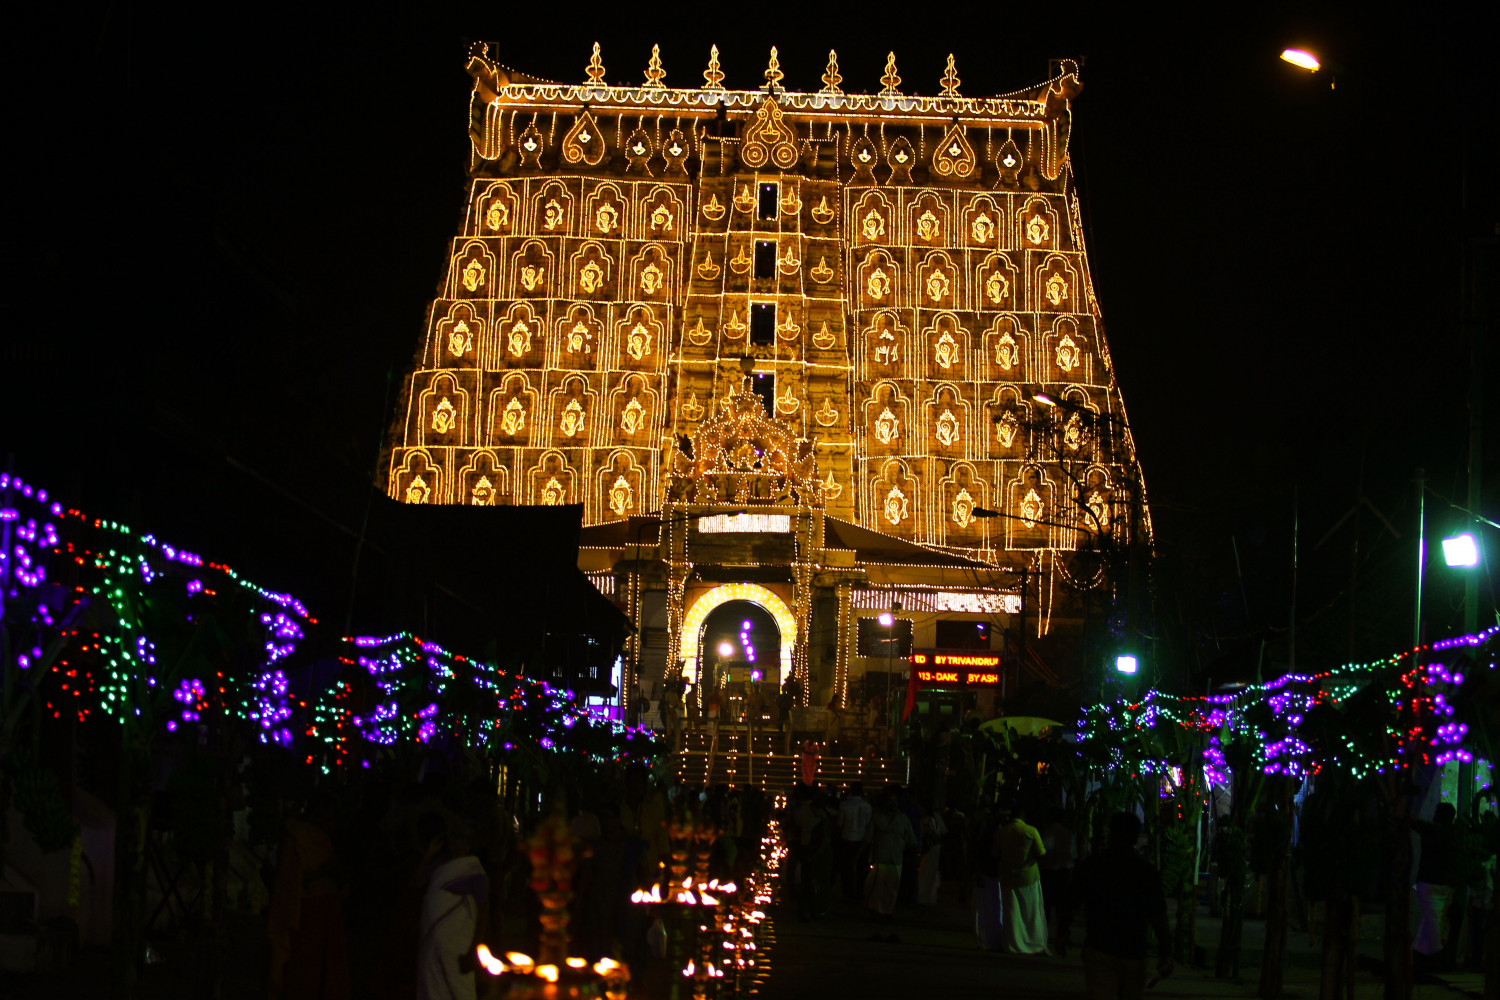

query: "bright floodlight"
(1280, 48), (1321, 72)
(878, 611), (895, 627)
(1115, 654), (1139, 675)
(1443, 533), (1480, 568)
(717, 641), (735, 657)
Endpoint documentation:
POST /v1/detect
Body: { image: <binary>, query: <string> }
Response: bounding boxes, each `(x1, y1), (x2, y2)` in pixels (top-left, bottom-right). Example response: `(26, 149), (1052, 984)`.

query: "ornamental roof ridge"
(467, 50), (1080, 124)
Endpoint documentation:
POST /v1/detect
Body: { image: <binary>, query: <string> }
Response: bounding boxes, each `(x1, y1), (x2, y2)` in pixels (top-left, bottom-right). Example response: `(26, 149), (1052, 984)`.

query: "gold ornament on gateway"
(639, 263), (664, 296)
(729, 245), (752, 274)
(542, 198), (566, 231)
(701, 193), (726, 221)
(810, 257), (834, 283)
(594, 203), (619, 233)
(650, 204), (675, 232)
(1045, 273), (1069, 306)
(1055, 333), (1079, 370)
(925, 269), (950, 302)
(916, 210), (941, 242)
(814, 399), (839, 426)
(507, 320), (532, 357)
(566, 320), (592, 354)
(559, 400), (586, 438)
(501, 397), (526, 435)
(620, 397), (645, 435)
(777, 245), (801, 274)
(971, 213), (995, 243)
(448, 320), (472, 357)
(680, 392), (705, 421)
(733, 186), (755, 213)
(822, 471), (843, 499)
(1019, 488), (1044, 527)
(696, 252), (720, 280)
(951, 487), (975, 528)
(874, 406), (900, 444)
(812, 321), (837, 349)
(461, 259), (486, 292)
(578, 260), (605, 294)
(626, 322), (652, 359)
(608, 476), (634, 516)
(540, 476), (566, 505)
(485, 199), (510, 230)
(933, 330), (958, 369)
(866, 268), (891, 301)
(405, 475), (431, 505)
(520, 264), (545, 292)
(469, 476), (497, 506)
(936, 408), (961, 446)
(995, 332), (1018, 371)
(985, 270), (1010, 304)
(996, 411), (1020, 448)
(431, 397), (458, 434)
(1027, 213), (1050, 245)
(861, 210), (886, 241)
(810, 197), (836, 223)
(884, 485), (909, 525)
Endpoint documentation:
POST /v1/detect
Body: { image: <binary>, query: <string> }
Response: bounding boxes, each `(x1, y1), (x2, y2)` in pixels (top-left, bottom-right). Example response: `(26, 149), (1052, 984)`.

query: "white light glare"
(878, 612), (894, 627)
(1280, 48), (1321, 72)
(1442, 533), (1480, 568)
(1115, 654), (1139, 675)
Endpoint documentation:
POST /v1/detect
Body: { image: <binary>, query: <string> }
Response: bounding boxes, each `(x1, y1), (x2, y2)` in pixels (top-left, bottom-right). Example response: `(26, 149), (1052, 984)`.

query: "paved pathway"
(763, 881), (1484, 1000)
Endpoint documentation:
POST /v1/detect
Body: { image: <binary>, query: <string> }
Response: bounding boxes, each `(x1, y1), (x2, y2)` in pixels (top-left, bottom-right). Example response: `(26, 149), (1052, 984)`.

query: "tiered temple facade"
(385, 43), (1148, 716)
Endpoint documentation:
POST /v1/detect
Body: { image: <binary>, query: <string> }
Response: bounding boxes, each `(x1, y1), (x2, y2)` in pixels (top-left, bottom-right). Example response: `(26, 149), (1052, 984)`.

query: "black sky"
(5, 4), (1496, 668)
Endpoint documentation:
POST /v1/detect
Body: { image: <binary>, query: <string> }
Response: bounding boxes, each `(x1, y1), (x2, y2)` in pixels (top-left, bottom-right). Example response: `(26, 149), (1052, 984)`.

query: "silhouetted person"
(1059, 811), (1172, 999)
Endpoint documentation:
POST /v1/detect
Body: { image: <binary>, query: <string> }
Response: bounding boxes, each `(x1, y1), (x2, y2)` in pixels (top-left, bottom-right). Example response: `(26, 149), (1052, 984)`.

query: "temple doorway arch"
(679, 582), (796, 686)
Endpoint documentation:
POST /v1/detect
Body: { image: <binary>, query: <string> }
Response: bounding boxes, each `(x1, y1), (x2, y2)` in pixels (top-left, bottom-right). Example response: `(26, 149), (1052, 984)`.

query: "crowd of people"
(263, 763), (773, 1000)
(772, 782), (1175, 995)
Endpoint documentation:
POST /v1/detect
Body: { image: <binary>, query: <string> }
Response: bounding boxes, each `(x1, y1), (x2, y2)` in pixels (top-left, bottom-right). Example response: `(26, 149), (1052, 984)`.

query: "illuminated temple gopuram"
(384, 42), (1150, 718)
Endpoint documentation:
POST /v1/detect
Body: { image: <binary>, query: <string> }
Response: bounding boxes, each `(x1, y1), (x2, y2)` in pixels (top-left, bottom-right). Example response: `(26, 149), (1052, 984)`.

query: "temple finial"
(585, 42), (605, 85)
(644, 44), (666, 89)
(763, 46), (784, 93)
(879, 51), (902, 96)
(940, 54), (961, 97)
(703, 44), (725, 90)
(820, 50), (843, 95)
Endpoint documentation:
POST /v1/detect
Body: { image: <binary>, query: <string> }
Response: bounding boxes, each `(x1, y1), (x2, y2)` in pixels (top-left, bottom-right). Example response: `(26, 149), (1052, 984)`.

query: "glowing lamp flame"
(1280, 48), (1321, 71)
(566, 957), (588, 969)
(537, 965), (560, 983)
(700, 891), (719, 905)
(475, 944), (506, 976)
(506, 952), (535, 973)
(594, 958), (621, 975)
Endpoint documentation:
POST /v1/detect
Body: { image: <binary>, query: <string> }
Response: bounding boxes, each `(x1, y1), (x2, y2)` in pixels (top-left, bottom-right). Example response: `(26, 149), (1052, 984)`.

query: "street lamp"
(1442, 532), (1480, 568)
(880, 601), (902, 754)
(1115, 653), (1139, 676)
(1279, 48), (1321, 72)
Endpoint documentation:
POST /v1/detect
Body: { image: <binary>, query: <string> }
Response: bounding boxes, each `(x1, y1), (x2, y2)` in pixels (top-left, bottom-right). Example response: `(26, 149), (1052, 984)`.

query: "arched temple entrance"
(699, 600), (782, 689)
(679, 583), (796, 686)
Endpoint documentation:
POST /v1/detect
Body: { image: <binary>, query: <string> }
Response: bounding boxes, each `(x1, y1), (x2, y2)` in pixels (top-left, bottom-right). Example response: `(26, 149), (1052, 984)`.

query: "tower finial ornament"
(763, 46), (784, 93)
(941, 54), (961, 97)
(585, 42), (605, 85)
(644, 44), (666, 89)
(879, 52), (902, 96)
(704, 44), (725, 91)
(821, 50), (843, 95)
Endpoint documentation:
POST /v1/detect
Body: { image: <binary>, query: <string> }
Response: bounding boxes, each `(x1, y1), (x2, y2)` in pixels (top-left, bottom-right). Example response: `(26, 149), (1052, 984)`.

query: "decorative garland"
(1078, 626), (1496, 790)
(0, 472), (660, 770)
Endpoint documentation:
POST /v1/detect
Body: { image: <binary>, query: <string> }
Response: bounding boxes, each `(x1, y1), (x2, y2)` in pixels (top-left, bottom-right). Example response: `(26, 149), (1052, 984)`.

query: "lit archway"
(679, 583), (796, 685)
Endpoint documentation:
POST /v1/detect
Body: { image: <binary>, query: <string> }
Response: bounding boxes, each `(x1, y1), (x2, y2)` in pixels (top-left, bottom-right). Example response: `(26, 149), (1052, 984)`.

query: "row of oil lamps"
(472, 797), (787, 998)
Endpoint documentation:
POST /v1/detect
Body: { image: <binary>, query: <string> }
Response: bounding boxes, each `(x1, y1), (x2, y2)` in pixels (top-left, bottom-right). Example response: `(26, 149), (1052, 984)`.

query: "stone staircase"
(669, 728), (904, 789)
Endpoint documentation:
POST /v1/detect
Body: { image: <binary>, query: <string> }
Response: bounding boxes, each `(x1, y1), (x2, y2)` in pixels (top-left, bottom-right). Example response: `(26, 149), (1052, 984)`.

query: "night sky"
(6, 6), (1495, 673)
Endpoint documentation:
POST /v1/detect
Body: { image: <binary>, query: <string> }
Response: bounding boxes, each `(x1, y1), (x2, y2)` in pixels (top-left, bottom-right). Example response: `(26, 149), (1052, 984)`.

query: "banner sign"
(907, 650), (1003, 688)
